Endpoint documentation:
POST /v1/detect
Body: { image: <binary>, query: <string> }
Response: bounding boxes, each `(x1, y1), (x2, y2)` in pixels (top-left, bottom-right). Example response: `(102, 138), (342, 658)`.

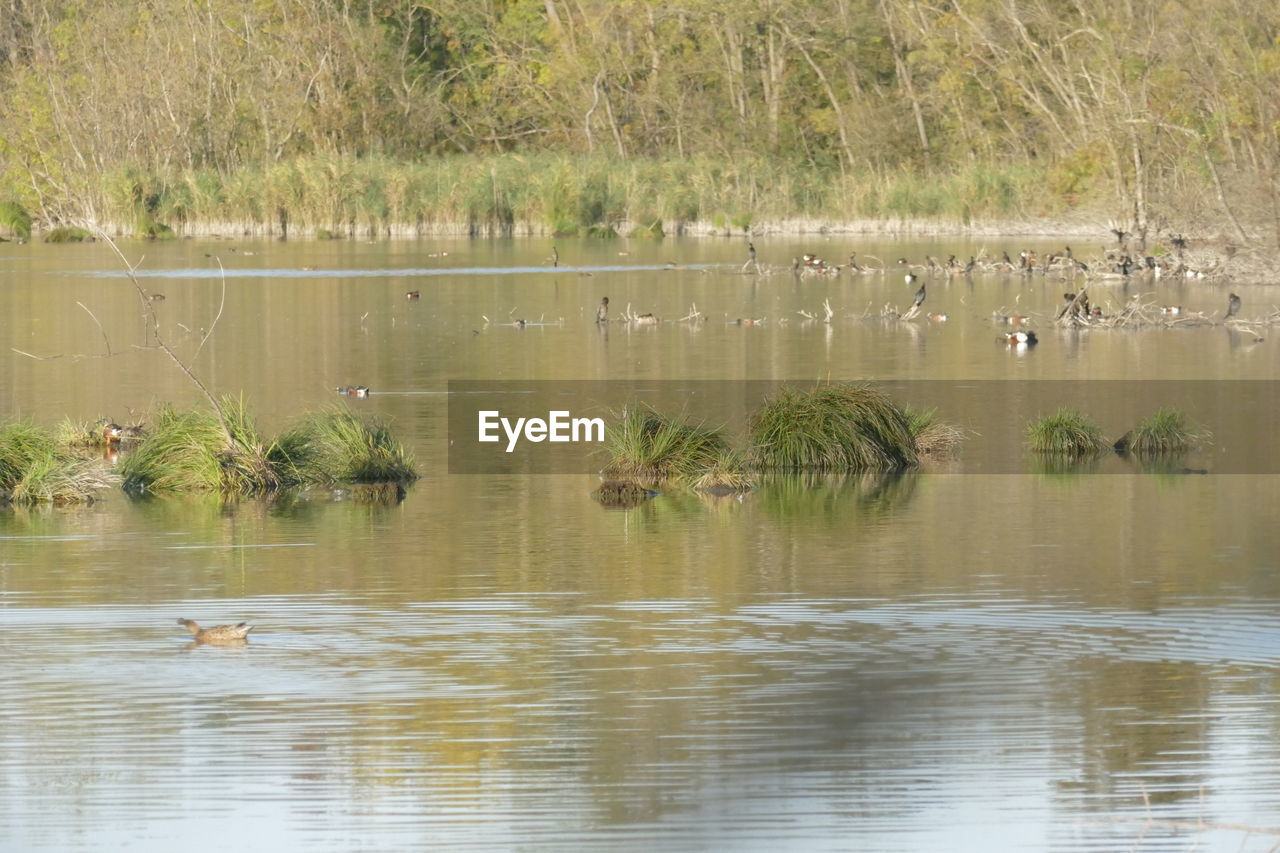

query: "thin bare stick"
(89, 226), (235, 447)
(11, 347), (60, 360)
(193, 257), (226, 360)
(75, 301), (112, 356)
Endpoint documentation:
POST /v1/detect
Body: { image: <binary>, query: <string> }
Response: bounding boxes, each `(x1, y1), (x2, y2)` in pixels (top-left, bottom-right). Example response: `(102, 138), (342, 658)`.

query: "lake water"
(2, 235), (1279, 851)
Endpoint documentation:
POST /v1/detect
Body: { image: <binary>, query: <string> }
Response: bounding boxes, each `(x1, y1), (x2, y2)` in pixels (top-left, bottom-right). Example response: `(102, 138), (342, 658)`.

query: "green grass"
(1025, 408), (1110, 456)
(118, 400), (279, 494)
(0, 421), (116, 504)
(269, 407), (417, 485)
(748, 384), (918, 471)
(43, 226), (91, 243)
(1115, 408), (1210, 455)
(601, 405), (731, 483)
(0, 200), (32, 238)
(690, 448), (755, 493)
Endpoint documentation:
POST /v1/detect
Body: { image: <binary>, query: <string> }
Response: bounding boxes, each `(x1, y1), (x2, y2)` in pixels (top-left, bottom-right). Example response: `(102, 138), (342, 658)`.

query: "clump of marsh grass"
(270, 407), (418, 485)
(0, 200), (33, 239)
(690, 448), (754, 493)
(54, 417), (105, 449)
(1025, 408), (1110, 456)
(0, 422), (116, 504)
(601, 405), (730, 482)
(748, 384), (918, 471)
(1114, 408), (1210, 455)
(902, 405), (966, 458)
(43, 226), (91, 243)
(119, 399), (279, 494)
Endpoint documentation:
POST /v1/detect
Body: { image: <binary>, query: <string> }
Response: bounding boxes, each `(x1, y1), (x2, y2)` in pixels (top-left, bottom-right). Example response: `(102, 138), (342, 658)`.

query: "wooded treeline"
(1, 0), (1278, 240)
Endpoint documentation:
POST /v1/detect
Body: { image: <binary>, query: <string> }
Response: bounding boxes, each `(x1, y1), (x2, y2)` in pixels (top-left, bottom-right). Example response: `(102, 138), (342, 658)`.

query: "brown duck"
(178, 618), (253, 643)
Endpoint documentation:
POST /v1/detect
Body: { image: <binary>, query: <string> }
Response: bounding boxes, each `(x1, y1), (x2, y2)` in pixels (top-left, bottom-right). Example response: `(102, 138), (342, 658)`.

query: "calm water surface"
(2, 237), (1279, 851)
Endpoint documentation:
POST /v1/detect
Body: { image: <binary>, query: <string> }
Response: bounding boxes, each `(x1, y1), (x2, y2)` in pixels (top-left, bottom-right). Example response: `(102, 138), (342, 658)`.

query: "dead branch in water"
(90, 226), (236, 447)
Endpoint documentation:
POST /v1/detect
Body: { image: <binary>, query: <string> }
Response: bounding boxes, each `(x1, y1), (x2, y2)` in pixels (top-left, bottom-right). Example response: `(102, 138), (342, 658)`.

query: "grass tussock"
(903, 406), (967, 458)
(270, 407), (418, 485)
(1026, 408), (1110, 456)
(119, 400), (279, 494)
(43, 226), (91, 243)
(1115, 408), (1210, 455)
(601, 406), (731, 483)
(0, 200), (33, 238)
(0, 422), (116, 504)
(690, 448), (755, 493)
(748, 384), (918, 471)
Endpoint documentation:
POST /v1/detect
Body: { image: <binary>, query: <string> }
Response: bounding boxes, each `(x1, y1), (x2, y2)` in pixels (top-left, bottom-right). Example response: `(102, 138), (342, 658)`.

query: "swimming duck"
(633, 313), (660, 326)
(1005, 331), (1038, 346)
(406, 290), (420, 300)
(736, 317), (761, 326)
(177, 618), (253, 643)
(905, 271), (919, 286)
(928, 313), (949, 322)
(1160, 305), (1182, 316)
(337, 385), (370, 398)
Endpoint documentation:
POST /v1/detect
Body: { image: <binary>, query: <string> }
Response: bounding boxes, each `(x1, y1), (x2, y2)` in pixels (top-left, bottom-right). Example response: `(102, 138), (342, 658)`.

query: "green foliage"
(0, 200), (32, 238)
(748, 384), (918, 472)
(1025, 409), (1110, 456)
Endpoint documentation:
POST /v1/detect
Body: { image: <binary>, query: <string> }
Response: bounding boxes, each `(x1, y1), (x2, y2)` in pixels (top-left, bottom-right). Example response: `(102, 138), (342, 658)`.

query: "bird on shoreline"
(178, 618), (253, 644)
(596, 296), (609, 324)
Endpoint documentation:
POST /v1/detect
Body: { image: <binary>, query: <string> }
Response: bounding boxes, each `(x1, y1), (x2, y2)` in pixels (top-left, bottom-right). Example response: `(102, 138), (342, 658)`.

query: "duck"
(121, 423), (146, 442)
(99, 420), (124, 444)
(736, 317), (762, 326)
(994, 313), (1029, 326)
(178, 618), (253, 643)
(633, 313), (660, 326)
(905, 271), (919, 286)
(337, 385), (370, 398)
(928, 313), (949, 322)
(406, 290), (420, 300)
(1005, 331), (1038, 346)
(1160, 305), (1183, 316)
(596, 296), (609, 324)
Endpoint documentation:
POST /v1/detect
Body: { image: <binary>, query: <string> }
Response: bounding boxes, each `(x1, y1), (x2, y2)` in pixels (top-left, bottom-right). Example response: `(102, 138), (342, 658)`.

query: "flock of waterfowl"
(466, 233), (1269, 347)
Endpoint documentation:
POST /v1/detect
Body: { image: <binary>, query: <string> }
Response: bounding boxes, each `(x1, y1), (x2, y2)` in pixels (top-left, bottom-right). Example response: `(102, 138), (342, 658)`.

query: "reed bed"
(1026, 409), (1111, 456)
(42, 154), (1055, 238)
